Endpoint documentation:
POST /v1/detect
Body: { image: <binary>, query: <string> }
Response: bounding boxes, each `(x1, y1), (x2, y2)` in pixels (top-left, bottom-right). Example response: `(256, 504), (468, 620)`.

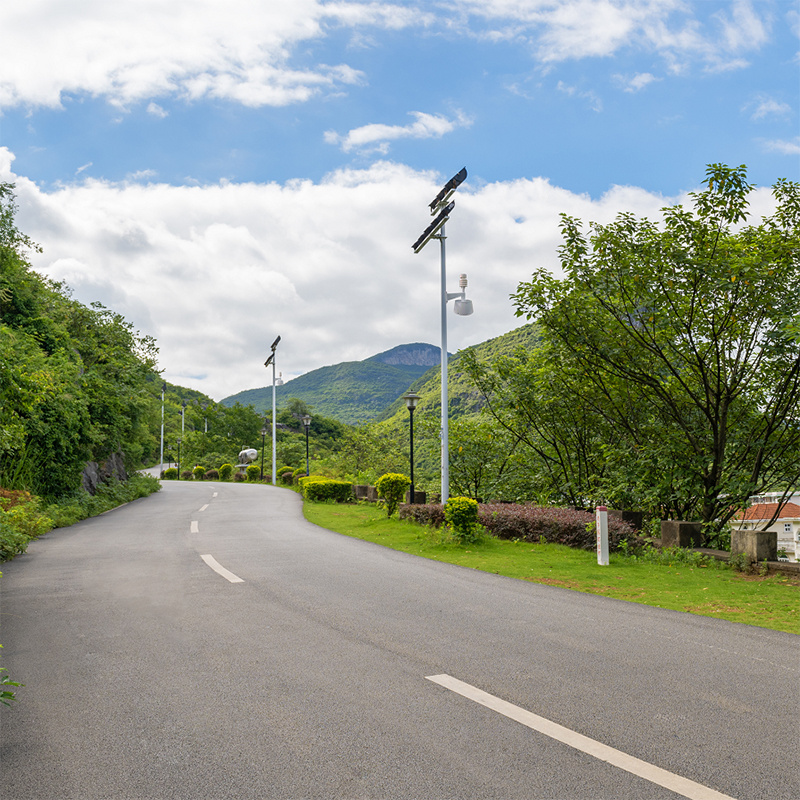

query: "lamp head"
(301, 414), (312, 428)
(454, 298), (474, 316)
(403, 391), (420, 411)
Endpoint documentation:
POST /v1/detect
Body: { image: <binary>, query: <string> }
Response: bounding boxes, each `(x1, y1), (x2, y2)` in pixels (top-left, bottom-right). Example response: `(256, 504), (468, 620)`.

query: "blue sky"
(1, 0), (798, 399)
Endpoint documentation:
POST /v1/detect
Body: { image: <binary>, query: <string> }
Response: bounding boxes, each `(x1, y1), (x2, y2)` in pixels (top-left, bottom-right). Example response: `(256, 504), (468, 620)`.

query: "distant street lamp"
(176, 438), (182, 477)
(260, 422), (268, 480)
(159, 382), (166, 473)
(264, 335), (281, 486)
(302, 414), (312, 476)
(403, 391), (420, 503)
(412, 167), (472, 504)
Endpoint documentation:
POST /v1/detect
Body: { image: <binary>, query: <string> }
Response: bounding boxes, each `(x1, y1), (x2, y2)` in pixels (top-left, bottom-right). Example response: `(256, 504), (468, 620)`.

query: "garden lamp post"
(412, 167), (472, 504)
(264, 335), (281, 486)
(403, 391), (420, 503)
(302, 414), (312, 476)
(260, 423), (267, 480)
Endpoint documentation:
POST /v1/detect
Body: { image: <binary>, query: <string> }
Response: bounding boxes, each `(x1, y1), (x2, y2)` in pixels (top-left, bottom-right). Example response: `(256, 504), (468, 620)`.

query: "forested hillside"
(0, 184), (161, 499)
(221, 343), (447, 424)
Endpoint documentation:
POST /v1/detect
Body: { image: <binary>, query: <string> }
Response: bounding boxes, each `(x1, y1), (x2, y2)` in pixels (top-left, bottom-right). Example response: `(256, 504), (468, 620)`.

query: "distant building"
(732, 502), (800, 562)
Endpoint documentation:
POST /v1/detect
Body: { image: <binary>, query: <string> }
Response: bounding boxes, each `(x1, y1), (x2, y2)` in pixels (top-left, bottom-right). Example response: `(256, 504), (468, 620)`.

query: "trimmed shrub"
(280, 471), (295, 485)
(180, 470), (193, 481)
(278, 466), (293, 477)
(299, 477), (353, 503)
(479, 504), (635, 550)
(399, 503), (445, 528)
(219, 463), (234, 481)
(162, 467), (179, 480)
(192, 465), (206, 481)
(245, 465), (261, 482)
(292, 467), (308, 481)
(445, 496), (483, 544)
(234, 471), (245, 482)
(204, 469), (219, 480)
(375, 473), (411, 517)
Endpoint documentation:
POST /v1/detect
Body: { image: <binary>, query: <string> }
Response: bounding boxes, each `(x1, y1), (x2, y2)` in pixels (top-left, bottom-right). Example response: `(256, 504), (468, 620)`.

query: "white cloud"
(557, 81), (603, 112)
(747, 95), (792, 120)
(147, 102), (169, 118)
(5, 145), (778, 403)
(0, 0), (401, 110)
(763, 137), (800, 156)
(325, 110), (473, 153)
(613, 72), (660, 92)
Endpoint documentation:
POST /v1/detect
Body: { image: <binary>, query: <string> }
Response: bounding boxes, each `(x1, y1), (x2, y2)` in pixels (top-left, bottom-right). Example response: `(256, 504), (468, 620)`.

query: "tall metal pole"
(271, 357), (277, 485)
(159, 382), (165, 473)
(409, 405), (415, 503)
(439, 223), (449, 504)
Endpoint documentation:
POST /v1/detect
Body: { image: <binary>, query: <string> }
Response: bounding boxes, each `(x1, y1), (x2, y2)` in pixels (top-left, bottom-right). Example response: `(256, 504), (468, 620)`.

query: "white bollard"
(596, 506), (609, 566)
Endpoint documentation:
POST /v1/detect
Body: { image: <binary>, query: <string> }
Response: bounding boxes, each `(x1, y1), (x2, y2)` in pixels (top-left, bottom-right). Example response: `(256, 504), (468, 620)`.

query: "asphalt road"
(1, 481), (798, 800)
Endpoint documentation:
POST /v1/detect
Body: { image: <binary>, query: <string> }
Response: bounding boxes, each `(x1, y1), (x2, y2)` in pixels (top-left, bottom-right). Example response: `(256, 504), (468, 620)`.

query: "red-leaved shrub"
(400, 501), (636, 551)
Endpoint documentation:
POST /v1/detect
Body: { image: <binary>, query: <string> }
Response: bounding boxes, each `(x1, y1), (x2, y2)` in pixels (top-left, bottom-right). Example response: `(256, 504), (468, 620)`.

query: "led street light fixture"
(429, 167), (467, 213)
(412, 200), (454, 253)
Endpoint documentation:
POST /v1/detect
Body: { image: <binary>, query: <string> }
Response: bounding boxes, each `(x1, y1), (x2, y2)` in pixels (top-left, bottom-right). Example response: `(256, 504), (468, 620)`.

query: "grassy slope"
(303, 502), (799, 635)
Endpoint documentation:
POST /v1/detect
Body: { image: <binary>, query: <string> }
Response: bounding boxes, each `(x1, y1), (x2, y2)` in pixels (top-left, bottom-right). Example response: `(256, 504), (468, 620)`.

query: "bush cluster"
(162, 467), (179, 480)
(401, 502), (636, 551)
(192, 465), (206, 481)
(444, 497), (483, 544)
(479, 504), (635, 550)
(0, 491), (52, 561)
(218, 463), (234, 481)
(299, 477), (353, 503)
(375, 473), (410, 517)
(204, 469), (219, 480)
(245, 465), (261, 482)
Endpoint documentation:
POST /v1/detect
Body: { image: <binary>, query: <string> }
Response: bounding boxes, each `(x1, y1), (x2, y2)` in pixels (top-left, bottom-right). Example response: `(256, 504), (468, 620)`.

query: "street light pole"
(260, 422), (267, 480)
(302, 414), (312, 476)
(159, 382), (165, 473)
(403, 392), (420, 503)
(412, 167), (470, 505)
(264, 336), (281, 486)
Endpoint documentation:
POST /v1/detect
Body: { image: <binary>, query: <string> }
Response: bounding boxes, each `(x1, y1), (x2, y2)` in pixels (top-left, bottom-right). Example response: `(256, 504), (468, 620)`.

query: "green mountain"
(376, 323), (540, 426)
(220, 343), (446, 425)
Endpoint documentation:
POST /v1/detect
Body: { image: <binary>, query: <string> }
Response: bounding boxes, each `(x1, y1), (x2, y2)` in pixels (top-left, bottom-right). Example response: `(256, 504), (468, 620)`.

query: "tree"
(509, 164), (800, 533)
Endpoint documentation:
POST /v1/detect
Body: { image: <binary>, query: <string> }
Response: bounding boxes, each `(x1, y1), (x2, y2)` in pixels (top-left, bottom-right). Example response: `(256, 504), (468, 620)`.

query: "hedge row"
(399, 502), (636, 551)
(298, 476), (354, 503)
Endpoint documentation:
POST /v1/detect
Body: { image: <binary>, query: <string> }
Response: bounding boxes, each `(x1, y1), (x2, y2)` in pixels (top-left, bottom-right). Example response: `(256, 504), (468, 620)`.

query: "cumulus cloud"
(0, 1), (777, 112)
(324, 110), (473, 153)
(763, 137), (800, 156)
(613, 72), (660, 92)
(0, 0), (397, 110)
(747, 95), (792, 120)
(4, 145), (778, 402)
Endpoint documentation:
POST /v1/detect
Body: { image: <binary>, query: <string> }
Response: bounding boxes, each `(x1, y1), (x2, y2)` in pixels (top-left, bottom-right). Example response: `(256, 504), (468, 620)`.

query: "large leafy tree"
(508, 165), (800, 532)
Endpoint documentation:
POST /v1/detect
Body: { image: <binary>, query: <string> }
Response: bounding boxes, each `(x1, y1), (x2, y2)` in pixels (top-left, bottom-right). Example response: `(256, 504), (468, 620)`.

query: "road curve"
(1, 481), (797, 799)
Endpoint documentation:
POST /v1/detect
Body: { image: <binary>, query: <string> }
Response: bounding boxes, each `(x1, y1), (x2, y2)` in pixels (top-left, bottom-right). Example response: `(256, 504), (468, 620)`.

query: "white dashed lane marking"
(426, 674), (736, 800)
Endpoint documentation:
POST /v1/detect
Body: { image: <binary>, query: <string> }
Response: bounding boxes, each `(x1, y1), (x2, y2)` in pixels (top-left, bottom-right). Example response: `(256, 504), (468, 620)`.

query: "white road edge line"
(190, 520), (199, 533)
(200, 554), (244, 583)
(199, 504), (209, 512)
(425, 674), (736, 800)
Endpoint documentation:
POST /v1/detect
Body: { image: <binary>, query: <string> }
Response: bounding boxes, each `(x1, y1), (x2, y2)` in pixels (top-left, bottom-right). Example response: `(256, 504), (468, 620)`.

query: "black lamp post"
(302, 414), (312, 476)
(260, 423), (268, 480)
(403, 391), (420, 503)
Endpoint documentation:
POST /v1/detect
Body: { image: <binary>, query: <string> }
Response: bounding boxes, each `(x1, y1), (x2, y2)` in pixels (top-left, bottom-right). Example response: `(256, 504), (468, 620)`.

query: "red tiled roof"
(734, 502), (800, 521)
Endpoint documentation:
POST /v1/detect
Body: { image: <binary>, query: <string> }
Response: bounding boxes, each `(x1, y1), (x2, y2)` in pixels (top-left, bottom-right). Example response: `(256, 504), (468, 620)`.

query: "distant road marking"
(426, 674), (735, 800)
(190, 521), (199, 533)
(200, 554), (244, 583)
(199, 504), (209, 512)
(213, 492), (218, 497)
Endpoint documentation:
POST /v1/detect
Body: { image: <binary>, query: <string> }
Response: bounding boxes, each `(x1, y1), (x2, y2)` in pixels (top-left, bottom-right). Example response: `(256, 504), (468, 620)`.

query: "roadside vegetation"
(303, 502), (799, 634)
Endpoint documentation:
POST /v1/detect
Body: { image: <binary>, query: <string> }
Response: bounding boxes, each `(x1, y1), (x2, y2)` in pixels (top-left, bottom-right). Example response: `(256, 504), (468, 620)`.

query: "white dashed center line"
(426, 674), (736, 800)
(200, 554), (244, 583)
(199, 504), (209, 512)
(190, 520), (199, 533)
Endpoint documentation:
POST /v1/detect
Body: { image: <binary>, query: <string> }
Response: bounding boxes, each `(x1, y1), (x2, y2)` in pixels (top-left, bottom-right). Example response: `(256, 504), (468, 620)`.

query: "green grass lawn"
(303, 502), (800, 635)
